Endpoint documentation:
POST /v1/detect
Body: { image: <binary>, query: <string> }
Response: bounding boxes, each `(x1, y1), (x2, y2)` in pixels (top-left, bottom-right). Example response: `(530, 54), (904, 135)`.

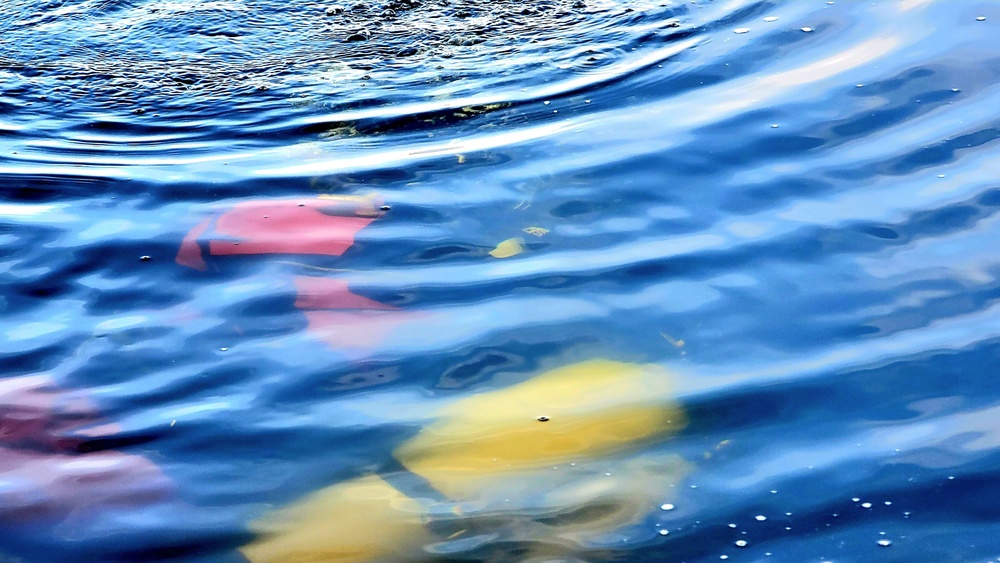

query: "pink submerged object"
(176, 196), (384, 272)
(176, 196), (419, 355)
(0, 375), (173, 525)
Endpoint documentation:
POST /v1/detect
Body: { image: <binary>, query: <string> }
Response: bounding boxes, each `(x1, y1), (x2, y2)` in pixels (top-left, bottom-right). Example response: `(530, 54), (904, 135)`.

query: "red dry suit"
(175, 195), (414, 354)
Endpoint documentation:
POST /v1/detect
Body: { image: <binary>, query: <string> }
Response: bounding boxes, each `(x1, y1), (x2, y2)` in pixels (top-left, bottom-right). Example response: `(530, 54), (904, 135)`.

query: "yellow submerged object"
(240, 475), (430, 563)
(488, 237), (523, 258)
(241, 359), (689, 562)
(395, 359), (686, 498)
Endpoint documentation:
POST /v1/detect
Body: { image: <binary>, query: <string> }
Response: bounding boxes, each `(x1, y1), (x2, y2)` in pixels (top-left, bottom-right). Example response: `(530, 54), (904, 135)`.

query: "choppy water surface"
(3, 0), (1000, 561)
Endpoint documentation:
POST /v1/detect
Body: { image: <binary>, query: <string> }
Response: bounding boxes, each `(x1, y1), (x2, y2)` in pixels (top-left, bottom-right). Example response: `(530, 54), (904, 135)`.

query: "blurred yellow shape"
(394, 360), (686, 498)
(489, 237), (523, 258)
(241, 360), (689, 562)
(240, 475), (430, 563)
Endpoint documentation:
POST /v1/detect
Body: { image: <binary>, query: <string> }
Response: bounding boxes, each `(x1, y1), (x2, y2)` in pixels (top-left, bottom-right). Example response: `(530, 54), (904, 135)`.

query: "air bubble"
(755, 515), (767, 521)
(661, 503), (675, 511)
(735, 540), (748, 547)
(763, 16), (778, 22)
(734, 28), (750, 34)
(801, 27), (813, 32)
(877, 539), (892, 547)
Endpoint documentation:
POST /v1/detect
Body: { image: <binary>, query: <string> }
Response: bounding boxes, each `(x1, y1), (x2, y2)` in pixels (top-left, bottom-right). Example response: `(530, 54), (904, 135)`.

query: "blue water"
(2, 0), (1000, 561)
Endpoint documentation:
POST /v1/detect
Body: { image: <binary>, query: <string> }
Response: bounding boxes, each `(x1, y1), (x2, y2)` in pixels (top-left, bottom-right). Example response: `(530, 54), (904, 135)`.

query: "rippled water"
(3, 0), (1000, 561)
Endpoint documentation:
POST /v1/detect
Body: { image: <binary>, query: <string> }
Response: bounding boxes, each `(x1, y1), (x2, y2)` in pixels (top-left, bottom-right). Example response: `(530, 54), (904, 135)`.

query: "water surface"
(2, 0), (1000, 561)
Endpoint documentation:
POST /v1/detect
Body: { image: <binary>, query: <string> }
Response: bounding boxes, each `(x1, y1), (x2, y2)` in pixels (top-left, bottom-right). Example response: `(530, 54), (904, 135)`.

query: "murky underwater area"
(2, 0), (1000, 561)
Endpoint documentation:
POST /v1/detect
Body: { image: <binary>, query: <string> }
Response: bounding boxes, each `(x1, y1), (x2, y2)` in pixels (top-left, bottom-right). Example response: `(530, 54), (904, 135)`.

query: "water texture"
(2, 0), (1000, 561)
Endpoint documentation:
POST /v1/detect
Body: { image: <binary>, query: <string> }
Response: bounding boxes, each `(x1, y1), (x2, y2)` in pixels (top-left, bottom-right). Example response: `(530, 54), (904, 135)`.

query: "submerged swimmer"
(175, 193), (693, 561)
(173, 192), (529, 357)
(175, 194), (417, 355)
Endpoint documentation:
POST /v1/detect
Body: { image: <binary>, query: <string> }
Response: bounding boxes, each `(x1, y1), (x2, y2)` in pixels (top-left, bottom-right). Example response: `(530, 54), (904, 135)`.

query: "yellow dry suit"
(241, 359), (690, 562)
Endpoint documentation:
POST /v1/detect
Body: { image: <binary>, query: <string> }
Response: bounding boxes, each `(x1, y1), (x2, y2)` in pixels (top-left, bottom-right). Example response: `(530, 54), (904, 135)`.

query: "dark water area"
(2, 0), (1000, 561)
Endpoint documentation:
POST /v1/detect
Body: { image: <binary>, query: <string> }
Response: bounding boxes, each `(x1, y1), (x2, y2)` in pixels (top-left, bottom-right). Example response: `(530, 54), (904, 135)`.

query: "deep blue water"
(2, 0), (1000, 561)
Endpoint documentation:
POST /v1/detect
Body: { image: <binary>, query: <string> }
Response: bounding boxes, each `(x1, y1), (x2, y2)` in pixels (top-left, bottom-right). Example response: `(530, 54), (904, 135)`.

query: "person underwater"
(173, 191), (548, 358)
(175, 193), (419, 356)
(174, 193), (693, 561)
